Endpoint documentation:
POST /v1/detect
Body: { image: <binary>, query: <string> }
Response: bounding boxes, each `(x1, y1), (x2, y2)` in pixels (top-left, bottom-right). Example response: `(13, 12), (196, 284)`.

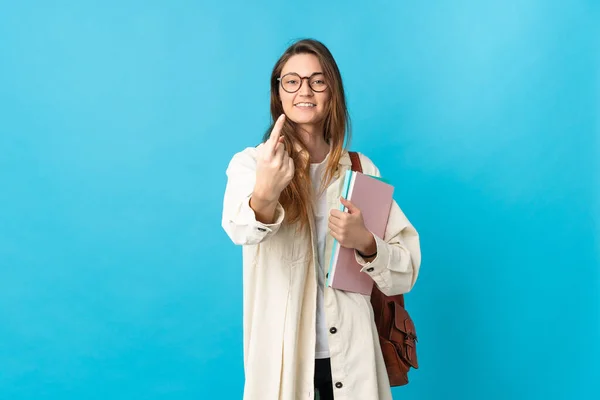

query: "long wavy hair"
(262, 39), (351, 231)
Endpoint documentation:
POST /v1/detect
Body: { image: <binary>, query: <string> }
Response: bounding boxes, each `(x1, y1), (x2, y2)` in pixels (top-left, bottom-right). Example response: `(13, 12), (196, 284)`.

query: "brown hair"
(262, 39), (351, 231)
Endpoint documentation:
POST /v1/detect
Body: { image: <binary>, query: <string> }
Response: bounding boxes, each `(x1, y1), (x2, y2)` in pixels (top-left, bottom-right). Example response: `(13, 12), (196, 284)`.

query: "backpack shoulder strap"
(348, 151), (363, 173)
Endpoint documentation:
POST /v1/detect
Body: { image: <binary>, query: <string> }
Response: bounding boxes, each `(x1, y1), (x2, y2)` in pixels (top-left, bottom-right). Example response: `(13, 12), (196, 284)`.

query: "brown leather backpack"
(349, 151), (419, 386)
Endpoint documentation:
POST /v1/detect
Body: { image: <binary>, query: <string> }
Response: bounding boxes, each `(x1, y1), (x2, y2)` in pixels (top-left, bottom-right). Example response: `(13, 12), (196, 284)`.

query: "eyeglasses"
(277, 72), (328, 93)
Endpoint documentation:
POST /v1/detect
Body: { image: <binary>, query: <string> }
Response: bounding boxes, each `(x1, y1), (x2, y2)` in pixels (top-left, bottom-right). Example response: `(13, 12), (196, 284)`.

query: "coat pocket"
(277, 224), (311, 264)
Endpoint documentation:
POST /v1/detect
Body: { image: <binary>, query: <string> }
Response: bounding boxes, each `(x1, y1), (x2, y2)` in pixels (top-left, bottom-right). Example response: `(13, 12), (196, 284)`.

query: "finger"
(274, 140), (285, 161)
(330, 209), (345, 220)
(328, 215), (343, 229)
(329, 225), (349, 247)
(274, 136), (285, 153)
(282, 150), (292, 164)
(329, 229), (339, 243)
(287, 156), (294, 173)
(329, 221), (342, 237)
(340, 197), (358, 213)
(264, 116), (285, 155)
(269, 114), (286, 145)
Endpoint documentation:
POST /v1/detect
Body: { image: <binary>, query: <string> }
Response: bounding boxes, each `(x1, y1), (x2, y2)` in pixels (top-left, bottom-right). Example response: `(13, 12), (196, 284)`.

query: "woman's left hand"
(329, 197), (376, 252)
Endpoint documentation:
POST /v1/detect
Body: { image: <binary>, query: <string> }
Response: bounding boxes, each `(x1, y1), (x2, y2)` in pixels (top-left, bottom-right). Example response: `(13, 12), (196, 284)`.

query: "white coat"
(222, 146), (421, 400)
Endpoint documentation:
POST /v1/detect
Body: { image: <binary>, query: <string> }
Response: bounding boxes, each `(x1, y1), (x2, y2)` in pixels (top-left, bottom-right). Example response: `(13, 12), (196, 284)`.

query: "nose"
(298, 78), (314, 96)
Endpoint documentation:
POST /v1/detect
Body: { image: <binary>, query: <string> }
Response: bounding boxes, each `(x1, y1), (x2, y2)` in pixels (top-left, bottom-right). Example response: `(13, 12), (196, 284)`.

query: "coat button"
(326, 273), (329, 279)
(335, 382), (343, 389)
(329, 327), (337, 334)
(367, 267), (374, 272)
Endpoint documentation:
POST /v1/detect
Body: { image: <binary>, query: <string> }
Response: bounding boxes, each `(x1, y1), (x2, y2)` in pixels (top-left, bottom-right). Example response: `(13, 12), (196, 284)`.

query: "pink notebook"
(326, 171), (394, 295)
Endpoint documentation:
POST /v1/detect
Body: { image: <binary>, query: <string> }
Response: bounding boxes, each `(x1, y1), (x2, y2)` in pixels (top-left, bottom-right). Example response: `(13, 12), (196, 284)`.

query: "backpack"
(349, 151), (419, 386)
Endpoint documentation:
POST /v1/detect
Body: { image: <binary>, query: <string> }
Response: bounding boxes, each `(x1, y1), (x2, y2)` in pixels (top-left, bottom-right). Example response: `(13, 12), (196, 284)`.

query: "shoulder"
(350, 151), (382, 177)
(226, 144), (263, 174)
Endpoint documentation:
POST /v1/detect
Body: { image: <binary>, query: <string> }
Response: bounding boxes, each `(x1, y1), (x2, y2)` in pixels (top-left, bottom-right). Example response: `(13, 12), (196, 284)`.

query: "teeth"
(296, 103), (316, 107)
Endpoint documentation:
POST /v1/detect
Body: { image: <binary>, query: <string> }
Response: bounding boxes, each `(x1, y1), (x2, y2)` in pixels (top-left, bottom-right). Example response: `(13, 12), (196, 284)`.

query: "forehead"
(281, 53), (323, 76)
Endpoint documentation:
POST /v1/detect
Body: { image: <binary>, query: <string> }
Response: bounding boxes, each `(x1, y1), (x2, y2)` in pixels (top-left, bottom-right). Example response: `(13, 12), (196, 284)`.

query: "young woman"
(222, 39), (421, 400)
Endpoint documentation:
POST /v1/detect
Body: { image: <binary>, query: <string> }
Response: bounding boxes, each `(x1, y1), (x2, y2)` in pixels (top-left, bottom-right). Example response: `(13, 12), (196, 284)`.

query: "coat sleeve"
(221, 147), (286, 246)
(353, 156), (421, 297)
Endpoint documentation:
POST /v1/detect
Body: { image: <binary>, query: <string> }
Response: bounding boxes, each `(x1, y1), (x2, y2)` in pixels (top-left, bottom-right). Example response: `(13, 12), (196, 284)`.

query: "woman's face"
(278, 53), (330, 132)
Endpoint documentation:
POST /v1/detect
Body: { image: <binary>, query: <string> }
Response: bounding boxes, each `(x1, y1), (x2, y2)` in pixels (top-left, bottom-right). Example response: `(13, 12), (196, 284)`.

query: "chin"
(291, 117), (315, 125)
(288, 112), (324, 126)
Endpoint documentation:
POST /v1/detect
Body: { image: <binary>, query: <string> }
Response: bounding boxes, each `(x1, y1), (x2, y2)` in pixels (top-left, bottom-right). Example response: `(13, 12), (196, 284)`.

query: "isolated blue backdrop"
(0, 1), (598, 399)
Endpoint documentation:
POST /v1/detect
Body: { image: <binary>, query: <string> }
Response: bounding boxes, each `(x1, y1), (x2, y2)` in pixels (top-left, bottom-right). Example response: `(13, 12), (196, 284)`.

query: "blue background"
(1, 1), (598, 399)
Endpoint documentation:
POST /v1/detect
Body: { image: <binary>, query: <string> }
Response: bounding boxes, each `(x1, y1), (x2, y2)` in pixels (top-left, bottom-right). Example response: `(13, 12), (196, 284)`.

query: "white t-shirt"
(310, 153), (331, 359)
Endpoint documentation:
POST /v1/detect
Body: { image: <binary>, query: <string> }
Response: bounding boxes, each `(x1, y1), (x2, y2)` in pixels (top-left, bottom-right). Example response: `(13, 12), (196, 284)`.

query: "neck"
(298, 124), (330, 163)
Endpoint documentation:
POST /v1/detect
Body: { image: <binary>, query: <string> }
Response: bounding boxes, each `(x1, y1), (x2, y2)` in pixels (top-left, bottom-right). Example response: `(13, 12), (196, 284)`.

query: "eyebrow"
(282, 71), (324, 77)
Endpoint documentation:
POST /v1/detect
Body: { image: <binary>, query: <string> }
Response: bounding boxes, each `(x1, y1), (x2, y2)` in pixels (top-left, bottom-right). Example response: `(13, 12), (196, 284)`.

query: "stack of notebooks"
(326, 170), (395, 295)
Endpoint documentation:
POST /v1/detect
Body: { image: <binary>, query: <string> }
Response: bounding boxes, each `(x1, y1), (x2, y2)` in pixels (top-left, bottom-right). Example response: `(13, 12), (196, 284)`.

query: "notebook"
(326, 170), (395, 295)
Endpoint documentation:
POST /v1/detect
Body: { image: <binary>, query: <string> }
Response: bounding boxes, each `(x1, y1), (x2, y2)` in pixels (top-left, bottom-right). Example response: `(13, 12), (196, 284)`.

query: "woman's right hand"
(253, 114), (295, 202)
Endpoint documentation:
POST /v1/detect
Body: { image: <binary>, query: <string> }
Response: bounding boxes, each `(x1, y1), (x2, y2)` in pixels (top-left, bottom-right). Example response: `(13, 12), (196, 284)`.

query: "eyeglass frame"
(276, 72), (328, 93)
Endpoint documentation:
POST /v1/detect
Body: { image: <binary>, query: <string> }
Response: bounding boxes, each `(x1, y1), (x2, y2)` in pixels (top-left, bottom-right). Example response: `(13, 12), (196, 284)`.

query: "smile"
(294, 102), (316, 108)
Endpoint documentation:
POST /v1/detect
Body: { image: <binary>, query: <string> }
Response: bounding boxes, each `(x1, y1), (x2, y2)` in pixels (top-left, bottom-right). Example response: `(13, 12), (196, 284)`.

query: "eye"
(287, 79), (299, 84)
